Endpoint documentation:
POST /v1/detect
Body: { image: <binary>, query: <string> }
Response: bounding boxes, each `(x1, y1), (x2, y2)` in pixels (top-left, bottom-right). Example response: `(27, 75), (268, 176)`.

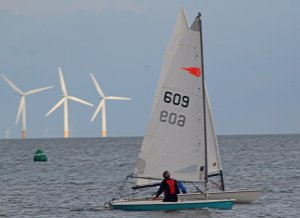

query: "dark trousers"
(163, 194), (178, 202)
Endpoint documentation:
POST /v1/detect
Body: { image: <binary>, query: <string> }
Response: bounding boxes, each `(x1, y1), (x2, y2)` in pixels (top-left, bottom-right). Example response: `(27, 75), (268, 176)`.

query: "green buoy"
(33, 149), (47, 162)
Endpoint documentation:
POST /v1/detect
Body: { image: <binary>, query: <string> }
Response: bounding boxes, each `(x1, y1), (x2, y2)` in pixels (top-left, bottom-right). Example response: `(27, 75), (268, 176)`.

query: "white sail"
(135, 16), (207, 185)
(135, 12), (222, 186)
(136, 8), (189, 186)
(136, 8), (189, 184)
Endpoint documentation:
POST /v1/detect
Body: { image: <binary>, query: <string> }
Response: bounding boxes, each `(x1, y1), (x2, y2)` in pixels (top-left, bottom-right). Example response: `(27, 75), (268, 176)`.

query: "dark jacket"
(155, 178), (180, 197)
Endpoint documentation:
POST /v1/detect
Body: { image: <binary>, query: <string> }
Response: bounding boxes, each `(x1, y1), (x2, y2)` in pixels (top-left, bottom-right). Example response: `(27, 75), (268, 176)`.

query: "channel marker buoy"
(33, 149), (47, 162)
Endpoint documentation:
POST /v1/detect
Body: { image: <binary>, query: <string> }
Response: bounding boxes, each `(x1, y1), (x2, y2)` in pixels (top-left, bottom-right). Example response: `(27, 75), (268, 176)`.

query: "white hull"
(130, 189), (262, 204)
(178, 189), (262, 204)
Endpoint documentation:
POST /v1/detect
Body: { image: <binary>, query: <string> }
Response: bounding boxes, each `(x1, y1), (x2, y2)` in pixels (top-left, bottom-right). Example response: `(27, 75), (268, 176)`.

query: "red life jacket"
(165, 179), (176, 194)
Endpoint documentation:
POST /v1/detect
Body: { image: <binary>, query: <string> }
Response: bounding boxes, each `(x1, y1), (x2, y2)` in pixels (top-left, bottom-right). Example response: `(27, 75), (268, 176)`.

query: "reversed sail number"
(160, 110), (185, 127)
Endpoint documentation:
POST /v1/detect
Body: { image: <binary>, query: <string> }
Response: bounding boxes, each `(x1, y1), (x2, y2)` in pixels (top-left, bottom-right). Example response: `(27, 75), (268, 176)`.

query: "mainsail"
(135, 13), (222, 186)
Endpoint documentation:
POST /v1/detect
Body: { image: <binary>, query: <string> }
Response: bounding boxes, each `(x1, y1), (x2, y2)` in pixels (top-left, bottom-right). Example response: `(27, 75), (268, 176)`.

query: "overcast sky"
(0, 0), (299, 138)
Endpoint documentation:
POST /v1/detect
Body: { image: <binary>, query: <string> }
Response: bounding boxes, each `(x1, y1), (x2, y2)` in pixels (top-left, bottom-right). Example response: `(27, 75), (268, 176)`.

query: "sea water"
(0, 135), (299, 217)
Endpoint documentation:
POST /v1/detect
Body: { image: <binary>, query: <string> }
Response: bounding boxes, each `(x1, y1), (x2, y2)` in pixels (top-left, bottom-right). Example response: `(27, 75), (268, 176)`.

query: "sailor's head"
(163, 170), (171, 179)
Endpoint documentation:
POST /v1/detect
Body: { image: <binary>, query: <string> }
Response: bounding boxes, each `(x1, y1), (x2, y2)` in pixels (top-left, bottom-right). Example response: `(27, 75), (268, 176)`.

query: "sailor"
(153, 170), (180, 202)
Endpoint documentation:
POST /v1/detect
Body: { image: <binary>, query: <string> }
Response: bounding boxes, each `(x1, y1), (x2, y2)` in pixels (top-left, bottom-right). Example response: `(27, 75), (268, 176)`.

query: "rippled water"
(0, 135), (299, 217)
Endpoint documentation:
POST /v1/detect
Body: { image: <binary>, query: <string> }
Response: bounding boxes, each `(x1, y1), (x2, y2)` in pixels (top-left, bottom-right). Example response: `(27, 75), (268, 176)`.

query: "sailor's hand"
(152, 197), (158, 200)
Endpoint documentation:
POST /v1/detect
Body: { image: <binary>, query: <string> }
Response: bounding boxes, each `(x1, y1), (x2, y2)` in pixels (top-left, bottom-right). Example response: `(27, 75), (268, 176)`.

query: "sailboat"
(132, 8), (262, 204)
(108, 11), (236, 211)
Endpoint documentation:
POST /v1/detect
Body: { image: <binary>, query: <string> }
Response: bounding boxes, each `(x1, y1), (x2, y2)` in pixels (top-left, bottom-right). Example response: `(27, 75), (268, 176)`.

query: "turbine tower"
(1, 74), (53, 139)
(45, 67), (94, 138)
(90, 73), (131, 137)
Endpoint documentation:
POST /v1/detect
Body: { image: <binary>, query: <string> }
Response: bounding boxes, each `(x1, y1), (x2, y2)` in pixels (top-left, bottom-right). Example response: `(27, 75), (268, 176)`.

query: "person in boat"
(153, 170), (180, 202)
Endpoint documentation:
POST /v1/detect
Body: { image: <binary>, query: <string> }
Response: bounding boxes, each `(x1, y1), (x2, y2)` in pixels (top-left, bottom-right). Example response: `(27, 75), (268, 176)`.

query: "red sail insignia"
(181, 67), (202, 77)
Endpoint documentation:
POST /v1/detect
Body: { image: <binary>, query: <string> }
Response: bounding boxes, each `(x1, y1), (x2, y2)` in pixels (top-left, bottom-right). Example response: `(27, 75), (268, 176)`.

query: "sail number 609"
(164, 91), (189, 108)
(160, 110), (185, 127)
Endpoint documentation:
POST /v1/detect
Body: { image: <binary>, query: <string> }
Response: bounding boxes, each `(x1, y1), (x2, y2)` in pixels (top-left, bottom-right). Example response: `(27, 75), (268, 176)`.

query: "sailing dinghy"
(108, 11), (235, 211)
(133, 8), (261, 204)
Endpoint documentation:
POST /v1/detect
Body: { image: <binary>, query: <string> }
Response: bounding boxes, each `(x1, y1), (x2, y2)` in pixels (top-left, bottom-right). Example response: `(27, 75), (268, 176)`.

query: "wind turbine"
(45, 67), (94, 138)
(1, 74), (53, 139)
(90, 73), (131, 137)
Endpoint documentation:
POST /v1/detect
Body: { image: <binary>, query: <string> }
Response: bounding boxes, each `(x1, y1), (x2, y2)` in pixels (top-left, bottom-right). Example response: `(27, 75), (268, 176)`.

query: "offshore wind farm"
(0, 68), (131, 139)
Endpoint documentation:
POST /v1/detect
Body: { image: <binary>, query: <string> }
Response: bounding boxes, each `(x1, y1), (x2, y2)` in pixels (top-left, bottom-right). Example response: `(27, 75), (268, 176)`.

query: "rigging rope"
(111, 175), (130, 201)
(192, 182), (204, 194)
(210, 180), (222, 190)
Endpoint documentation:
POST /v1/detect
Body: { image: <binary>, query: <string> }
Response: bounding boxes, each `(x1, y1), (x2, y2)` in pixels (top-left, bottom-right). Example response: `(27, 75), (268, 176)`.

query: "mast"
(198, 13), (209, 198)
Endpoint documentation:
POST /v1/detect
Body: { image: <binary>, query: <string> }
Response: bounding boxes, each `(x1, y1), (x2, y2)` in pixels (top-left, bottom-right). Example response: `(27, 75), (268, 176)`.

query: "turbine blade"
(90, 73), (105, 97)
(25, 86), (54, 95)
(105, 96), (131, 100)
(1, 74), (23, 95)
(68, 96), (94, 107)
(16, 96), (25, 125)
(45, 98), (65, 117)
(58, 67), (68, 96)
(91, 99), (105, 122)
